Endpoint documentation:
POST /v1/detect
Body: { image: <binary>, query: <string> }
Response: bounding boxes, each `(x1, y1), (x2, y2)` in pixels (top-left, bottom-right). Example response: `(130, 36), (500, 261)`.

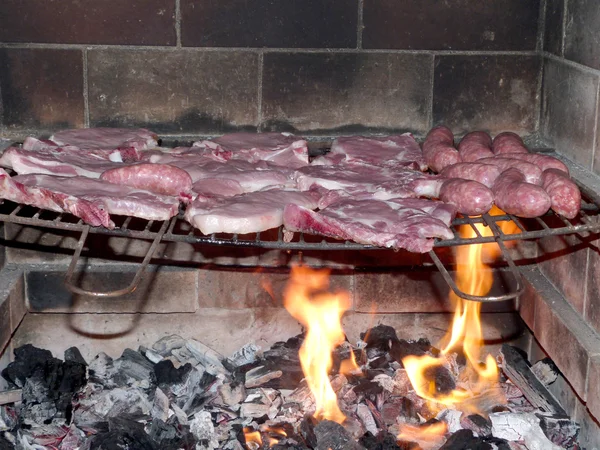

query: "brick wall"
(0, 0), (541, 138)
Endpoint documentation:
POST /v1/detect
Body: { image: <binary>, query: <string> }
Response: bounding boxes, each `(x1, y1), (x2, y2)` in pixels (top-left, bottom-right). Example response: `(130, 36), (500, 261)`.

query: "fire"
(397, 422), (448, 447)
(283, 266), (352, 423)
(402, 207), (518, 413)
(243, 428), (262, 449)
(244, 427), (287, 449)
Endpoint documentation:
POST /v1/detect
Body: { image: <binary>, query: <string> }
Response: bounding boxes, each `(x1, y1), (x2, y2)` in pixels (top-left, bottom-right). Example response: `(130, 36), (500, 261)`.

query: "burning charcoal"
(224, 441), (246, 450)
(245, 366), (283, 388)
(314, 420), (366, 450)
(372, 374), (394, 393)
(357, 403), (379, 436)
(153, 334), (187, 356)
(154, 360), (193, 387)
(74, 387), (153, 427)
(361, 325), (400, 351)
(391, 369), (411, 397)
(141, 347), (164, 365)
(359, 431), (407, 450)
(330, 374), (348, 393)
(537, 415), (580, 449)
(89, 352), (121, 387)
(299, 414), (318, 448)
(227, 343), (263, 368)
(369, 356), (390, 370)
(423, 365), (456, 395)
(114, 348), (156, 387)
(241, 388), (282, 420)
(152, 387), (170, 422)
(60, 424), (86, 449)
(390, 340), (431, 367)
(440, 430), (512, 450)
(490, 412), (562, 450)
(530, 358), (559, 386)
(89, 417), (157, 450)
(64, 347), (87, 365)
(190, 410), (218, 448)
(1, 344), (56, 388)
(460, 414), (491, 437)
(180, 371), (221, 416)
(354, 380), (384, 398)
(186, 339), (229, 377)
(437, 409), (463, 433)
(217, 381), (245, 409)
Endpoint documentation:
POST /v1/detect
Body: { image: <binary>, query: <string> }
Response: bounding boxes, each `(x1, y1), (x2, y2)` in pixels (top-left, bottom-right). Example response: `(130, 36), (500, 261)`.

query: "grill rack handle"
(64, 219), (169, 298)
(428, 214), (525, 303)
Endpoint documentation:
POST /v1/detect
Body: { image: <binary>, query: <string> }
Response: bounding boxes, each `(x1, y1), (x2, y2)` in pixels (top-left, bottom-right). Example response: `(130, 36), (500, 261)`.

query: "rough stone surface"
(433, 55), (541, 135)
(544, 0), (564, 56)
(261, 52), (432, 135)
(88, 49), (260, 134)
(564, 0), (600, 70)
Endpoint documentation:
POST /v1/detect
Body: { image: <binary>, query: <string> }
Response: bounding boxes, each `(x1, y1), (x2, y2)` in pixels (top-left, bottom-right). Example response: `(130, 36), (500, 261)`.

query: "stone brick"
(585, 234), (600, 335)
(261, 52), (432, 135)
(541, 57), (599, 170)
(0, 48), (84, 133)
(0, 298), (10, 356)
(88, 49), (259, 134)
(181, 0), (357, 48)
(363, 0), (539, 51)
(518, 278), (537, 332)
(197, 268), (353, 309)
(587, 356), (600, 423)
(26, 268), (198, 314)
(564, 0), (600, 70)
(433, 55), (541, 135)
(0, 0), (175, 45)
(544, 0), (564, 56)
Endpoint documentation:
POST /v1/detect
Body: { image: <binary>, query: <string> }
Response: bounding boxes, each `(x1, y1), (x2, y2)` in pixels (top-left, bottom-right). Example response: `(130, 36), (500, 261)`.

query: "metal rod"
(63, 219), (170, 298)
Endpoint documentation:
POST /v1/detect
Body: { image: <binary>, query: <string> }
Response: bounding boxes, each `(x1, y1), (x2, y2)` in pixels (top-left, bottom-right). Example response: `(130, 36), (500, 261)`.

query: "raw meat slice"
(414, 177), (494, 215)
(0, 168), (113, 228)
(100, 163), (193, 201)
(492, 168), (551, 218)
(541, 169), (581, 219)
(0, 146), (123, 178)
(502, 153), (569, 174)
(477, 157), (542, 184)
(195, 132), (309, 168)
(422, 126), (460, 172)
(492, 132), (528, 155)
(440, 162), (502, 188)
(385, 198), (457, 226)
(457, 131), (494, 162)
(185, 189), (321, 235)
(15, 174), (180, 223)
(144, 146), (231, 163)
(325, 134), (427, 170)
(22, 137), (142, 162)
(50, 127), (158, 150)
(283, 199), (454, 253)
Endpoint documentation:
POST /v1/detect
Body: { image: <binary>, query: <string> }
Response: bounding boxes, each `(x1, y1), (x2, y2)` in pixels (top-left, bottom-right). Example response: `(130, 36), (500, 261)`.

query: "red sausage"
(439, 179), (494, 216)
(492, 168), (551, 218)
(492, 132), (528, 155)
(101, 163), (193, 199)
(458, 131), (494, 162)
(478, 157), (543, 185)
(440, 162), (502, 188)
(422, 126), (460, 172)
(503, 153), (569, 175)
(541, 169), (581, 219)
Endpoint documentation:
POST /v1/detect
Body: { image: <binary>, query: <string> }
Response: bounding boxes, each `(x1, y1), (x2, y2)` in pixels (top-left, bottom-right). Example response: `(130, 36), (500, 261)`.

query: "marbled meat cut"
(457, 131), (494, 162)
(22, 137), (142, 163)
(100, 163), (193, 201)
(477, 157), (543, 184)
(492, 168), (551, 218)
(492, 132), (528, 155)
(541, 169), (581, 219)
(323, 134), (427, 170)
(185, 189), (321, 235)
(0, 146), (123, 178)
(14, 174), (180, 223)
(195, 132), (309, 168)
(414, 177), (494, 216)
(283, 199), (454, 253)
(422, 126), (460, 172)
(0, 169), (113, 228)
(440, 162), (502, 188)
(502, 153), (569, 174)
(385, 198), (457, 226)
(50, 127), (158, 150)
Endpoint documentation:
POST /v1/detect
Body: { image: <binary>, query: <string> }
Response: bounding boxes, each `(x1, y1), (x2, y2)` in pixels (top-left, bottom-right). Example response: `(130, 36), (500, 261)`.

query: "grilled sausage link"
(502, 153), (569, 175)
(422, 126), (460, 172)
(492, 131), (529, 155)
(438, 179), (494, 216)
(101, 163), (193, 199)
(457, 131), (494, 162)
(478, 157), (543, 185)
(440, 162), (502, 188)
(541, 168), (581, 219)
(492, 168), (551, 217)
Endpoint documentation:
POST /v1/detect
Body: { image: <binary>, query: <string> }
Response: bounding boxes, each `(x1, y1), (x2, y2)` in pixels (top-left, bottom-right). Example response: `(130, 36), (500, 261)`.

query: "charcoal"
(437, 409), (463, 433)
(461, 414), (492, 437)
(531, 358), (559, 386)
(227, 343), (262, 368)
(64, 347), (87, 365)
(151, 388), (169, 422)
(245, 365), (283, 388)
(154, 360), (193, 386)
(356, 403), (378, 436)
(299, 414), (318, 448)
(361, 325), (399, 351)
(21, 401), (57, 425)
(185, 339), (229, 376)
(1, 344), (56, 388)
(390, 340), (429, 365)
(359, 432), (406, 450)
(89, 353), (124, 387)
(423, 365), (456, 395)
(314, 420), (365, 450)
(141, 347), (164, 365)
(149, 418), (196, 449)
(217, 382), (245, 408)
(74, 387), (153, 427)
(0, 406), (17, 432)
(538, 414), (580, 449)
(381, 397), (418, 426)
(368, 356), (389, 370)
(354, 380), (384, 398)
(0, 435), (13, 450)
(89, 417), (157, 450)
(114, 348), (155, 386)
(180, 371), (219, 415)
(190, 410), (218, 447)
(60, 424), (86, 449)
(152, 334), (187, 356)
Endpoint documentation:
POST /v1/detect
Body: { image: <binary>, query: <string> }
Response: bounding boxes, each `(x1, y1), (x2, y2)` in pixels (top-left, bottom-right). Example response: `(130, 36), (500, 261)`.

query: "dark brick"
(585, 236), (600, 335)
(0, 49), (84, 132)
(538, 230), (590, 315)
(588, 356), (600, 422)
(544, 0), (564, 56)
(432, 55), (540, 135)
(87, 49), (259, 134)
(541, 58), (599, 169)
(261, 52), (432, 134)
(363, 0), (539, 51)
(181, 0), (357, 48)
(564, 0), (600, 70)
(0, 0), (175, 46)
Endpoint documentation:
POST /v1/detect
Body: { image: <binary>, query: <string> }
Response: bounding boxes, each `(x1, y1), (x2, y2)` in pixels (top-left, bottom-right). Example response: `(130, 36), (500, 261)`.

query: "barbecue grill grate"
(1, 182), (599, 302)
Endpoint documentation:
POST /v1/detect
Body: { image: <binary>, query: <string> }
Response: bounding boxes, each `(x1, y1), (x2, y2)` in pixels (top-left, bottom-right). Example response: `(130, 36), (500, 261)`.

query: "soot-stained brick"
(544, 0), (565, 56)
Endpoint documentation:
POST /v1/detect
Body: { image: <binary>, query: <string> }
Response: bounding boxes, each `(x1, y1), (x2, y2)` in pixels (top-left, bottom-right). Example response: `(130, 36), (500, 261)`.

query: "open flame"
(402, 207), (518, 413)
(397, 421), (448, 447)
(283, 266), (352, 423)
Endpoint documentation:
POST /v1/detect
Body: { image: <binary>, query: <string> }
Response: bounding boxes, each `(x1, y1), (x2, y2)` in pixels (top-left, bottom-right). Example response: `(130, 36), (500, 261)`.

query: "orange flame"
(402, 207), (517, 413)
(243, 428), (262, 449)
(283, 266), (351, 423)
(397, 422), (448, 446)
